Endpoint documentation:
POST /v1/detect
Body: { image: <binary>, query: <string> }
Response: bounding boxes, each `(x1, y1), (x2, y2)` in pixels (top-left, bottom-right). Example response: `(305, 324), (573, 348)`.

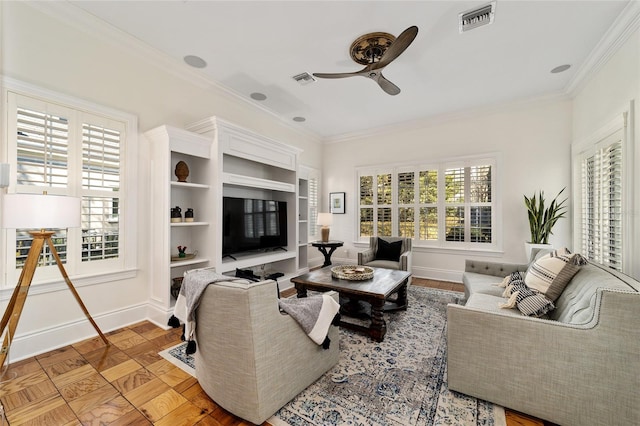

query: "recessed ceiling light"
(250, 92), (267, 101)
(293, 117), (306, 122)
(550, 64), (571, 74)
(184, 55), (207, 68)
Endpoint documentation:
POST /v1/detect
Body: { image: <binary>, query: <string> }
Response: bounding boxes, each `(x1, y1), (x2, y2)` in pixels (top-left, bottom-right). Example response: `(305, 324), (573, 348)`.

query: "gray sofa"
(447, 255), (640, 426)
(194, 279), (339, 424)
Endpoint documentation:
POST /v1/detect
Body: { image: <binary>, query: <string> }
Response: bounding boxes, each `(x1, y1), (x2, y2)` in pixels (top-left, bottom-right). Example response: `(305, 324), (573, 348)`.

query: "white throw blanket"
(171, 269), (248, 353)
(278, 294), (340, 348)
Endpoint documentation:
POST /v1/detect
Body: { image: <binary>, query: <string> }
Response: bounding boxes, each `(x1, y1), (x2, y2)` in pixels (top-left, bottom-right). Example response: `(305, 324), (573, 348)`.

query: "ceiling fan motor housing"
(349, 32), (396, 65)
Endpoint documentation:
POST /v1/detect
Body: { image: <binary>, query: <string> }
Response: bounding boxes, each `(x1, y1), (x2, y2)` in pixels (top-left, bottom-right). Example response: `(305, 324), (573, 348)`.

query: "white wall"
(324, 99), (573, 281)
(572, 26), (640, 278)
(0, 2), (322, 360)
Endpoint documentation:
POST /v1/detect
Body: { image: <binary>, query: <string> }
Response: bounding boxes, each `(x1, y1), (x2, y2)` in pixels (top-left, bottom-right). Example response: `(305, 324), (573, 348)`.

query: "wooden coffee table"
(291, 267), (411, 342)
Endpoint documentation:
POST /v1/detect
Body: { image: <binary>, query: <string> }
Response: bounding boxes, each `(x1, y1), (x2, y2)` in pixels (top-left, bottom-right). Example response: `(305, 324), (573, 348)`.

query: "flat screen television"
(222, 196), (288, 257)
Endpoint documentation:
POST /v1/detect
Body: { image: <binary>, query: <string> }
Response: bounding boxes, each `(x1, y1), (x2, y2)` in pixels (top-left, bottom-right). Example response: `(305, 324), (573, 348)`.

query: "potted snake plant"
(524, 187), (567, 259)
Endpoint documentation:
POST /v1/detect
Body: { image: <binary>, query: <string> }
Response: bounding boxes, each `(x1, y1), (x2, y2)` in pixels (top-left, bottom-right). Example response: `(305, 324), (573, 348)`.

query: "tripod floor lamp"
(0, 193), (109, 369)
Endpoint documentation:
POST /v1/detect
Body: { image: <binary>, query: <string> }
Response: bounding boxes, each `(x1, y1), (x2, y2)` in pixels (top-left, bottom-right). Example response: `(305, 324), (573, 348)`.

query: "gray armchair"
(358, 236), (412, 275)
(194, 279), (340, 424)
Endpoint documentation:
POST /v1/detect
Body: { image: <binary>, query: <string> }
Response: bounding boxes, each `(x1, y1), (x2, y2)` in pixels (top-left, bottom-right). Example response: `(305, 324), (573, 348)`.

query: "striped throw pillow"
(524, 248), (586, 301)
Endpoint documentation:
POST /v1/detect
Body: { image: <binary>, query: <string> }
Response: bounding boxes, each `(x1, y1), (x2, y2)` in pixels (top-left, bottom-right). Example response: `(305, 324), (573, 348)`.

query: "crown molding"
(323, 92), (570, 145)
(565, 1), (640, 96)
(23, 1), (323, 144)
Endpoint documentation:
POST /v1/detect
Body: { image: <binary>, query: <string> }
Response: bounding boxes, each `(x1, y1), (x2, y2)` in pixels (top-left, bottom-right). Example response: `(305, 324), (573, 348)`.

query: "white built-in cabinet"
(145, 117), (307, 326)
(298, 166), (311, 270)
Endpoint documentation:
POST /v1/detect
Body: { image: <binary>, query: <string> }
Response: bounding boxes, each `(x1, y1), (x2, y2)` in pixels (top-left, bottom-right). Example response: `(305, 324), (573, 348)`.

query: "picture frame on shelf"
(330, 192), (346, 214)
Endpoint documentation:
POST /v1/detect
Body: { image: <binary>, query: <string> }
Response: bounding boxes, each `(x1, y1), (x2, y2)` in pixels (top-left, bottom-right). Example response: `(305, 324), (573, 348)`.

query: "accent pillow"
(514, 291), (555, 317)
(497, 271), (526, 288)
(524, 247), (587, 301)
(500, 279), (555, 317)
(375, 238), (403, 261)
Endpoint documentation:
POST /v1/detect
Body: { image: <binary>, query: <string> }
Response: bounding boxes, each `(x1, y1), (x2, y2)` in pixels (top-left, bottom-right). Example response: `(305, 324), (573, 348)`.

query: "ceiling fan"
(313, 25), (418, 96)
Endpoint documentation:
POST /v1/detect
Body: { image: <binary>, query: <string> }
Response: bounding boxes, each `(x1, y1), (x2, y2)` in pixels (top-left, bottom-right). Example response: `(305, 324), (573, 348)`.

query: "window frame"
(572, 110), (631, 274)
(1, 77), (138, 289)
(355, 153), (500, 251)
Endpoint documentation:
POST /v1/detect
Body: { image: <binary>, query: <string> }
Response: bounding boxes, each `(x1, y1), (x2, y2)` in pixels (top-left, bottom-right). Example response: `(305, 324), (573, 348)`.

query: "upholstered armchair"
(358, 236), (412, 275)
(194, 279), (340, 424)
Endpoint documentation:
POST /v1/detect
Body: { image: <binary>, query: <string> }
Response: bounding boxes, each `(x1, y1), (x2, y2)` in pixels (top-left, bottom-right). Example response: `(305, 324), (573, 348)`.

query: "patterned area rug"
(159, 286), (506, 426)
(158, 342), (195, 376)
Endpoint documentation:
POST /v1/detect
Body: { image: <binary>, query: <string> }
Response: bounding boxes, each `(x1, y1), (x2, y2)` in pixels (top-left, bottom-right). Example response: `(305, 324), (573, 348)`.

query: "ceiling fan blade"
(376, 73), (401, 96)
(372, 25), (418, 70)
(313, 71), (363, 79)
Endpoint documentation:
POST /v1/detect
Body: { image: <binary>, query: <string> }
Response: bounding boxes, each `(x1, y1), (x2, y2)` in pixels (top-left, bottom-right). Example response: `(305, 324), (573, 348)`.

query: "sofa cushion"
(524, 248), (586, 301)
(375, 238), (402, 261)
(364, 259), (402, 270)
(462, 272), (505, 300)
(464, 293), (523, 317)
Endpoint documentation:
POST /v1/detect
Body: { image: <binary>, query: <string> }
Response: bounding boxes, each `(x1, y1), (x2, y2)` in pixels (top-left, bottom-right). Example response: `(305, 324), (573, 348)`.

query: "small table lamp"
(317, 212), (333, 242)
(0, 193), (109, 369)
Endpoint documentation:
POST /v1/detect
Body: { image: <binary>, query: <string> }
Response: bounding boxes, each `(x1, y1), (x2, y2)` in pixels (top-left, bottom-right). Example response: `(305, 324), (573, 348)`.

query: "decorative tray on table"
(331, 265), (374, 281)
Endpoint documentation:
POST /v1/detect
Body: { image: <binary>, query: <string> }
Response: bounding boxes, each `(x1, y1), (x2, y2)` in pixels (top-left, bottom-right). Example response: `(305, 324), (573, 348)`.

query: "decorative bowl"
(331, 265), (374, 281)
(171, 252), (197, 261)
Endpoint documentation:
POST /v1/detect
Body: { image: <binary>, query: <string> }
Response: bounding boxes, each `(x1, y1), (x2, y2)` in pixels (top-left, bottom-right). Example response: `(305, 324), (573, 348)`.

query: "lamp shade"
(317, 212), (333, 227)
(2, 193), (81, 229)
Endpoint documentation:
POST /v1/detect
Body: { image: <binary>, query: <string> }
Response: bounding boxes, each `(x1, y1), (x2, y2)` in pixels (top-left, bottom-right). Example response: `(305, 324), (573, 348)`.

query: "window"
(4, 83), (137, 285)
(357, 155), (497, 248)
(573, 114), (627, 272)
(308, 173), (319, 239)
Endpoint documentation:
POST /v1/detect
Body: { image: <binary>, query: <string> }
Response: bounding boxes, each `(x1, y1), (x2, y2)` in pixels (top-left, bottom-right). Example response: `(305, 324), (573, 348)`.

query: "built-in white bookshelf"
(145, 118), (307, 325)
(144, 125), (214, 326)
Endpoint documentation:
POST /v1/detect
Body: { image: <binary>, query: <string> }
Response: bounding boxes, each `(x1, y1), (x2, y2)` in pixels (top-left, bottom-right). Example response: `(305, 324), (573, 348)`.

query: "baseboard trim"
(146, 303), (174, 330)
(7, 303), (148, 363)
(410, 266), (462, 283)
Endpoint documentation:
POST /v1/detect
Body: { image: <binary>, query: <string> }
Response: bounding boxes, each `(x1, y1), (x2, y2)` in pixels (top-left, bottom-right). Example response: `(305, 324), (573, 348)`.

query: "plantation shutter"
(14, 104), (72, 268)
(16, 106), (70, 188)
(359, 174), (374, 237)
(308, 176), (318, 238)
(580, 129), (623, 271)
(81, 119), (123, 262)
(397, 171), (415, 238)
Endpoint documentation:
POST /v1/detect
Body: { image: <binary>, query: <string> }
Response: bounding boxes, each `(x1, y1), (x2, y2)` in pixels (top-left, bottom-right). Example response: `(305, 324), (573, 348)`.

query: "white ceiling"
(68, 0), (631, 140)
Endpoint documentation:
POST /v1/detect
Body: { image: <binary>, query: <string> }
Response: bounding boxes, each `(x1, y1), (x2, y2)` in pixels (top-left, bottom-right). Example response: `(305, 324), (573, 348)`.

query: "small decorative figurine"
(178, 245), (187, 258)
(185, 208), (194, 222)
(171, 206), (182, 223)
(175, 160), (189, 182)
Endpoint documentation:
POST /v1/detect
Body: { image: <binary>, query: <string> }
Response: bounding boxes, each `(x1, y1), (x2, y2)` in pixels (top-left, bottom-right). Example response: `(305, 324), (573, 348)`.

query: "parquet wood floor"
(0, 278), (549, 426)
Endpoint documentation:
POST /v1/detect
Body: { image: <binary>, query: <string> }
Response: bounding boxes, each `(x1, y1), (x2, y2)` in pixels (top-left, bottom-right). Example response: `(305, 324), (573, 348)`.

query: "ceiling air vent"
(459, 2), (496, 33)
(292, 72), (316, 85)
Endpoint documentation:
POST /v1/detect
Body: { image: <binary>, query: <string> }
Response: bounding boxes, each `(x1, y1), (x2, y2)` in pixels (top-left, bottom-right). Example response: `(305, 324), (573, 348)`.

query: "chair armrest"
(464, 259), (529, 276)
(358, 249), (375, 265)
(399, 250), (412, 272)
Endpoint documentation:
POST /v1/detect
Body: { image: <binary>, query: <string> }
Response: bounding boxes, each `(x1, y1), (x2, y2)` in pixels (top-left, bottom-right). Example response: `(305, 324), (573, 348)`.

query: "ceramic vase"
(175, 160), (189, 182)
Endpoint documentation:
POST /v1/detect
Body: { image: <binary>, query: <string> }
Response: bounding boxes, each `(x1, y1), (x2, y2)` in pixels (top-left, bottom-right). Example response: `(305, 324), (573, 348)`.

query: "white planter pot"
(524, 242), (552, 261)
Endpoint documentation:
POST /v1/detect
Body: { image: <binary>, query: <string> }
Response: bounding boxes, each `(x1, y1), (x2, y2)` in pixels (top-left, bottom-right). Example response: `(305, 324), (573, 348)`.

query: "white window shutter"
(579, 129), (623, 271)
